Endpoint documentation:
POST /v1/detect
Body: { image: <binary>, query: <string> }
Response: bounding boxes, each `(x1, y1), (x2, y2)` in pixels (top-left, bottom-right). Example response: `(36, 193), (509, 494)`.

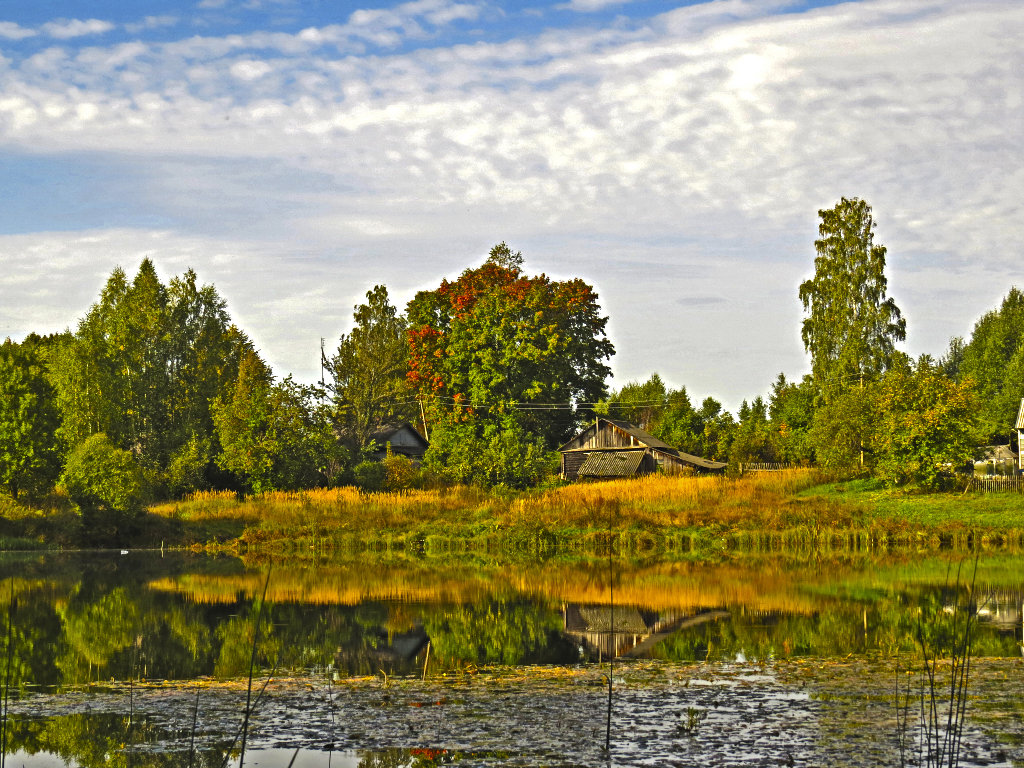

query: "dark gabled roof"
(578, 449), (646, 478)
(368, 422), (429, 449)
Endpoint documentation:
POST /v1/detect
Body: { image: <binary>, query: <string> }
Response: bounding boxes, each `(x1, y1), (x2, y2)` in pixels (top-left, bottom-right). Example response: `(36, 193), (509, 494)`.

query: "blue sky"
(0, 0), (1021, 410)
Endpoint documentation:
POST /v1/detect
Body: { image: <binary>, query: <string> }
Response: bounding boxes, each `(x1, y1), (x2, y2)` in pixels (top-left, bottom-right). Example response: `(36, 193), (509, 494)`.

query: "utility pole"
(320, 338), (327, 388)
(418, 396), (429, 441)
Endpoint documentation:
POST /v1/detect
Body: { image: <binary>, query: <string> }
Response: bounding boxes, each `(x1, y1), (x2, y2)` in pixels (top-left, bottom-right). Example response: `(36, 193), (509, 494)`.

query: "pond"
(0, 548), (1022, 766)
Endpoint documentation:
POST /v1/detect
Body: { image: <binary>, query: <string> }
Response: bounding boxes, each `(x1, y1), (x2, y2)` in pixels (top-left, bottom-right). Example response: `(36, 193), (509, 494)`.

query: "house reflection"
(974, 589), (1024, 653)
(561, 604), (730, 660)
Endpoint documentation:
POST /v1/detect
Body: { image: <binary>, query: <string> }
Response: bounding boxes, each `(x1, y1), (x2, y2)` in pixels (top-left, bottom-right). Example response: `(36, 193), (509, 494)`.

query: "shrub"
(60, 434), (147, 545)
(352, 460), (386, 492)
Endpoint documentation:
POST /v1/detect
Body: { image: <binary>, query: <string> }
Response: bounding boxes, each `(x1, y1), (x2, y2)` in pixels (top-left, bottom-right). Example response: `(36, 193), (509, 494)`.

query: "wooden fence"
(738, 462), (796, 473)
(962, 475), (1024, 493)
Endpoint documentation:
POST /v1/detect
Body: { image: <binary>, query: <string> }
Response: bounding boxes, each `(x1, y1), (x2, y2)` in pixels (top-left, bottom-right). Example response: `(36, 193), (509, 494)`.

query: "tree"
(212, 351), (345, 493)
(50, 261), (253, 493)
(0, 339), (62, 499)
(768, 373), (817, 464)
(799, 198), (906, 403)
(873, 356), (978, 489)
(598, 373), (708, 456)
(729, 396), (781, 465)
(407, 243), (614, 449)
(956, 288), (1024, 443)
(600, 374), (668, 432)
(422, 418), (551, 489)
(696, 397), (735, 461)
(60, 433), (146, 544)
(328, 285), (416, 454)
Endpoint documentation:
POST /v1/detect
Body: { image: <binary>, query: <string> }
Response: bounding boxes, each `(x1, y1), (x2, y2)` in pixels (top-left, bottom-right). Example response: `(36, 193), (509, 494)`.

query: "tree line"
(3, 199), (1023, 526)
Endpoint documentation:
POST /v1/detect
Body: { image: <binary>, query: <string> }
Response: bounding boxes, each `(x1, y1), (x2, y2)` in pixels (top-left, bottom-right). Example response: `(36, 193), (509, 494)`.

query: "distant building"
(975, 444), (1018, 476)
(367, 422), (429, 461)
(558, 417), (727, 481)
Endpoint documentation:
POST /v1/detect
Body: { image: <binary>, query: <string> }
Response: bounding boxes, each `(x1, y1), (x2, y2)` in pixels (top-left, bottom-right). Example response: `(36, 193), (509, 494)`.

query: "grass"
(6, 469), (1024, 553)
(146, 471), (840, 553)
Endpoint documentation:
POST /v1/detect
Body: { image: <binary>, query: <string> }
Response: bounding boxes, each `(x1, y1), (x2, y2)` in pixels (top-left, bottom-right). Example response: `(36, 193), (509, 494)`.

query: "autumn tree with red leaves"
(407, 243), (614, 451)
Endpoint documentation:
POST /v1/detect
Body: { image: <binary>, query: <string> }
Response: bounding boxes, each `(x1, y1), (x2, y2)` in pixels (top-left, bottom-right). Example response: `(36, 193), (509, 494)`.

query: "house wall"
(561, 420), (641, 451)
(652, 450), (697, 475)
(561, 451), (590, 481)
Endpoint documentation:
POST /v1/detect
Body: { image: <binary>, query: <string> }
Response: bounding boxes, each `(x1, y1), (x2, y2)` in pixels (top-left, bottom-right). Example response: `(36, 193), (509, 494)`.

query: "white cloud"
(230, 59), (273, 80)
(1, 0), (1021, 404)
(0, 22), (35, 40)
(125, 16), (179, 34)
(557, 0), (636, 12)
(41, 18), (117, 40)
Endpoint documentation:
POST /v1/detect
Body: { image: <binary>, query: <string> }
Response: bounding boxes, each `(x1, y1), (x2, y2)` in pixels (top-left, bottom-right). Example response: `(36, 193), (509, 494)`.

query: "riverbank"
(5, 469), (1024, 553)
(149, 470), (1024, 555)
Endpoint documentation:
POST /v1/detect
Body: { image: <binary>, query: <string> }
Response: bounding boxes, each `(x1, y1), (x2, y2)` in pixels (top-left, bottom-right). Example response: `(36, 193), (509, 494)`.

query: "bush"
(423, 419), (552, 489)
(382, 452), (420, 491)
(165, 434), (213, 497)
(60, 434), (147, 545)
(352, 460), (386, 492)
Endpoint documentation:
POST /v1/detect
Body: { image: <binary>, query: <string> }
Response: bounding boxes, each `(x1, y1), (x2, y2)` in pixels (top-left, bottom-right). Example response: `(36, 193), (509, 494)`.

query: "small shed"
(975, 444), (1018, 476)
(558, 418), (727, 481)
(368, 423), (429, 461)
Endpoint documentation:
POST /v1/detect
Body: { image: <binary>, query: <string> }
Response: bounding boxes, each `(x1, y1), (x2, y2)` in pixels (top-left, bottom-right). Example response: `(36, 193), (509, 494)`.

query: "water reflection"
(0, 550), (1022, 766)
(0, 550), (1020, 690)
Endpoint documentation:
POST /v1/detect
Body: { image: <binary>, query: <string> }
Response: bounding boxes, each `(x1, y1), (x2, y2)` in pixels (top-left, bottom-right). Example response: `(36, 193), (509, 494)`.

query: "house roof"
(1016, 399), (1024, 430)
(559, 417), (727, 471)
(578, 449), (646, 478)
(977, 444), (1017, 462)
(368, 422), (429, 449)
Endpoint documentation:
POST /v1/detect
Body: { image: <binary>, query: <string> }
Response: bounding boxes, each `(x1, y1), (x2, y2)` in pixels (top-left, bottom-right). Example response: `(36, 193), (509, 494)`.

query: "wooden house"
(558, 418), (727, 481)
(367, 423), (429, 461)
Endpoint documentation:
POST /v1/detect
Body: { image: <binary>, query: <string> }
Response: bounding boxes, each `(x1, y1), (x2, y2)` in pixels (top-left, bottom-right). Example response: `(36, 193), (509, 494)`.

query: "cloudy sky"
(0, 0), (1020, 410)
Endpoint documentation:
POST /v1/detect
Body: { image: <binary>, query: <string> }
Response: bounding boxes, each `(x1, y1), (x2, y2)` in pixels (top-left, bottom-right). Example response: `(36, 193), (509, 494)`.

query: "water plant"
(896, 557), (979, 768)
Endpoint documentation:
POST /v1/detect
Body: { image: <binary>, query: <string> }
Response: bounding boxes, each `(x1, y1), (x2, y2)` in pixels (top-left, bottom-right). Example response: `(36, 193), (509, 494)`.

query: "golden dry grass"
(147, 557), (825, 615)
(147, 469), (862, 548)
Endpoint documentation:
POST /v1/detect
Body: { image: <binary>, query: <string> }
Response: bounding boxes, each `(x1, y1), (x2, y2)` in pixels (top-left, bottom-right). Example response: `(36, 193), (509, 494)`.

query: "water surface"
(0, 548), (1021, 766)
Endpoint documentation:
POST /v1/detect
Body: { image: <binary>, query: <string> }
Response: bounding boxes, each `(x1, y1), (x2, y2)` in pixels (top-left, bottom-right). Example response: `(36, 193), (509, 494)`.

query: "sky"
(0, 0), (1020, 412)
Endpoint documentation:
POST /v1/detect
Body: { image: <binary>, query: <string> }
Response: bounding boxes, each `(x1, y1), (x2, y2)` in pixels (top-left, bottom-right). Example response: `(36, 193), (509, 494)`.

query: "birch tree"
(799, 197), (905, 402)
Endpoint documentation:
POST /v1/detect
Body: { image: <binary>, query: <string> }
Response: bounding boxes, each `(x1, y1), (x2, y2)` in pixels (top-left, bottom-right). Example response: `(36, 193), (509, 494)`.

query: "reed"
(897, 557), (979, 768)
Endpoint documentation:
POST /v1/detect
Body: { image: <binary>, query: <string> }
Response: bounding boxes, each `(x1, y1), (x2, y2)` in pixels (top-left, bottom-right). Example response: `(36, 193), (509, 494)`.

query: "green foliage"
(696, 397), (736, 462)
(769, 373), (816, 464)
(213, 352), (346, 493)
(598, 374), (734, 460)
(165, 433), (213, 497)
(872, 356), (979, 490)
(729, 396), (781, 465)
(49, 261), (253, 495)
(382, 452), (421, 491)
(423, 417), (552, 489)
(407, 243), (614, 449)
(352, 460), (386, 492)
(60, 433), (146, 543)
(329, 285), (417, 453)
(957, 287), (1024, 442)
(809, 386), (875, 471)
(799, 197), (906, 404)
(0, 339), (62, 500)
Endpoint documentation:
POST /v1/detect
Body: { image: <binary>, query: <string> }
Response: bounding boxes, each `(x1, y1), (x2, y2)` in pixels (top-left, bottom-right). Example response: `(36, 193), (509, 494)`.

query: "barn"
(367, 423), (429, 461)
(558, 417), (727, 481)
